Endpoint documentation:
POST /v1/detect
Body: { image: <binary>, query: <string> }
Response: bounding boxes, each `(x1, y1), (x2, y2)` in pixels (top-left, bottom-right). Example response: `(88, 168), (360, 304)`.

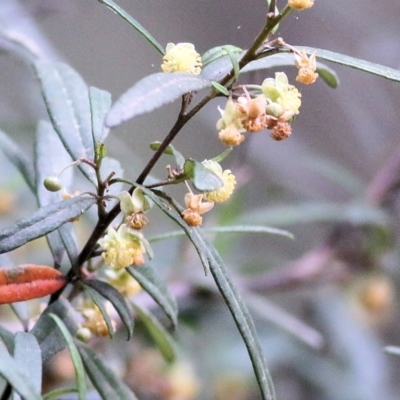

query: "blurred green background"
(1, 1), (400, 399)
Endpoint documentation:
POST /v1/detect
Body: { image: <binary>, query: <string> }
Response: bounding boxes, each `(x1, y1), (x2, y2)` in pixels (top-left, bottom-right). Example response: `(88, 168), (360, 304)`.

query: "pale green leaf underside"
(0, 196), (96, 254)
(128, 264), (178, 328)
(106, 73), (212, 127)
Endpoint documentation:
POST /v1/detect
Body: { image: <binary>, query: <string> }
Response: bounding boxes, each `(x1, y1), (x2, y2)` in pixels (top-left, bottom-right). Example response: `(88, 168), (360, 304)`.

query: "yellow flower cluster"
(98, 224), (148, 269)
(161, 43), (202, 75)
(288, 0), (314, 11)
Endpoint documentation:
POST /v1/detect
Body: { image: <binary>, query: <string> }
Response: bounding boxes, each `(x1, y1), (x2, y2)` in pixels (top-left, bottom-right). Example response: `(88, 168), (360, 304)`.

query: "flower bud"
(288, 0), (314, 11)
(43, 176), (63, 192)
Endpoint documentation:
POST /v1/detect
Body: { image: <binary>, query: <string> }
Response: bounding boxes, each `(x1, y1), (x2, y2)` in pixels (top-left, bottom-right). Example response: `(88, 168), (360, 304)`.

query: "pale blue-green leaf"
(0, 196), (96, 254)
(33, 61), (96, 183)
(83, 284), (115, 338)
(149, 225), (293, 242)
(141, 187), (276, 400)
(128, 264), (178, 328)
(202, 45), (243, 67)
(384, 346), (400, 356)
(82, 278), (133, 340)
(244, 202), (389, 228)
(242, 53), (339, 88)
(49, 313), (86, 400)
(0, 29), (40, 61)
(13, 332), (42, 394)
(35, 120), (75, 265)
(90, 86), (112, 146)
(97, 0), (164, 55)
(106, 73), (212, 127)
(0, 342), (41, 400)
(0, 129), (35, 192)
(133, 303), (177, 363)
(78, 344), (139, 400)
(149, 142), (185, 168)
(58, 223), (79, 267)
(136, 187), (210, 275)
(211, 81), (230, 96)
(31, 299), (79, 362)
(297, 46), (400, 83)
(183, 159), (223, 191)
(0, 325), (14, 353)
(43, 387), (78, 400)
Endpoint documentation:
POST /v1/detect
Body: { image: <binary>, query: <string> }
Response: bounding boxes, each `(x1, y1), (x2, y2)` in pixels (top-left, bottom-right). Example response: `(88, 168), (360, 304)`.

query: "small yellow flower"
(202, 160), (236, 203)
(294, 50), (319, 85)
(181, 192), (214, 227)
(288, 0), (314, 11)
(236, 95), (268, 133)
(262, 72), (301, 119)
(161, 43), (202, 75)
(105, 269), (142, 297)
(216, 98), (246, 146)
(81, 302), (116, 337)
(219, 125), (246, 146)
(98, 224), (149, 269)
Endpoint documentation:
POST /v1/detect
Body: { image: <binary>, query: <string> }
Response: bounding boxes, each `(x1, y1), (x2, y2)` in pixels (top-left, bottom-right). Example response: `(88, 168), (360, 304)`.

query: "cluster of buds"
(181, 160), (236, 227)
(218, 71), (303, 143)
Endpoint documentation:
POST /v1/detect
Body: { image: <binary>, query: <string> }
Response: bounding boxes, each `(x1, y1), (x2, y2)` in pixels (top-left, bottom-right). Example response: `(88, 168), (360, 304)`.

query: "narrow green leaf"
(202, 45), (243, 67)
(13, 333), (42, 395)
(211, 81), (229, 96)
(297, 46), (400, 83)
(384, 346), (400, 356)
(77, 344), (139, 400)
(90, 86), (112, 146)
(82, 279), (133, 340)
(0, 196), (96, 254)
(106, 73), (212, 127)
(35, 120), (75, 265)
(31, 299), (79, 362)
(0, 325), (14, 353)
(183, 159), (223, 191)
(224, 46), (240, 80)
(33, 61), (96, 184)
(0, 342), (41, 400)
(242, 52), (339, 88)
(83, 284), (115, 338)
(127, 264), (178, 328)
(43, 387), (78, 400)
(97, 0), (164, 55)
(49, 314), (87, 400)
(138, 186), (276, 400)
(0, 129), (35, 192)
(149, 142), (185, 168)
(133, 302), (177, 363)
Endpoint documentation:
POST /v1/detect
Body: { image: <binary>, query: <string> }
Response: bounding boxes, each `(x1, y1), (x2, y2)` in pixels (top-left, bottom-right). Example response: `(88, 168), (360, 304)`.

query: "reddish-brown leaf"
(0, 265), (67, 304)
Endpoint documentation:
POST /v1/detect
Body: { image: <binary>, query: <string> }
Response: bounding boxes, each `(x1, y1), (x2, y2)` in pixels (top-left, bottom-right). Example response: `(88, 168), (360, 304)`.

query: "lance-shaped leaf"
(296, 46), (400, 83)
(98, 0), (164, 55)
(0, 195), (96, 254)
(133, 302), (177, 363)
(0, 342), (42, 400)
(0, 265), (67, 304)
(82, 278), (133, 340)
(33, 61), (96, 183)
(136, 186), (276, 400)
(83, 284), (116, 338)
(0, 29), (40, 62)
(77, 343), (139, 400)
(150, 141), (185, 169)
(0, 129), (35, 192)
(106, 72), (212, 127)
(183, 159), (223, 191)
(90, 86), (112, 146)
(49, 314), (87, 400)
(13, 332), (42, 395)
(31, 299), (78, 362)
(0, 326), (14, 353)
(128, 264), (178, 328)
(35, 119), (76, 265)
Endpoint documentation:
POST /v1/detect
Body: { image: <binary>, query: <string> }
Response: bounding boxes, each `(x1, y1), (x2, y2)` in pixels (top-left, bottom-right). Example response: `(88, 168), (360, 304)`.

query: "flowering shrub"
(1, 1), (400, 399)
